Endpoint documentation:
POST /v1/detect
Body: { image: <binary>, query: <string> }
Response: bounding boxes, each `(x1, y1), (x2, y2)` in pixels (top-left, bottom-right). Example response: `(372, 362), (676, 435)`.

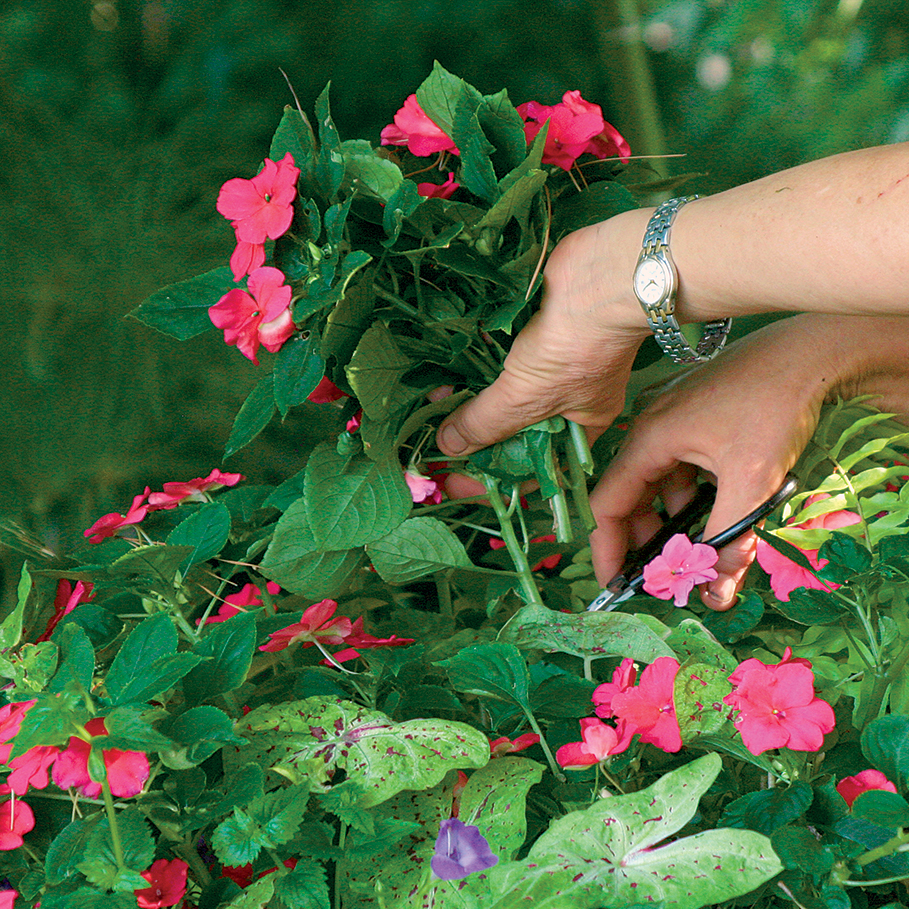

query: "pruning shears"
(586, 472), (799, 612)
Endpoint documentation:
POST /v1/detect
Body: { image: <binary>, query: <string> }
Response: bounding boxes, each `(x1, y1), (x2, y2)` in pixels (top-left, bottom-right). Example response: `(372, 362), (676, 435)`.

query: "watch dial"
(634, 258), (670, 306)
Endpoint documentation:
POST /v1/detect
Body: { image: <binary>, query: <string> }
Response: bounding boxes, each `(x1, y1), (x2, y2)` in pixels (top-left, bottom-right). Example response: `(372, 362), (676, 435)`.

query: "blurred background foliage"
(2, 0), (908, 604)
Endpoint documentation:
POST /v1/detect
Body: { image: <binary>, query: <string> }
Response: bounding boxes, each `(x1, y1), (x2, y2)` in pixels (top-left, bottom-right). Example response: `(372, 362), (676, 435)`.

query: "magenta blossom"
(556, 717), (622, 770)
(417, 172), (460, 199)
(199, 580), (281, 625)
(258, 599), (353, 652)
(723, 649), (835, 755)
(83, 487), (151, 544)
(431, 818), (498, 880)
(642, 533), (719, 607)
(148, 468), (244, 510)
(52, 718), (150, 799)
(517, 90), (630, 171)
(380, 94), (459, 156)
(0, 797), (34, 851)
(36, 578), (96, 642)
(489, 733), (540, 757)
(756, 494), (862, 601)
(308, 376), (349, 403)
(0, 889), (17, 909)
(228, 232), (266, 282)
(216, 153), (300, 244)
(209, 266), (295, 364)
(836, 770), (898, 807)
(405, 469), (443, 504)
(135, 858), (189, 909)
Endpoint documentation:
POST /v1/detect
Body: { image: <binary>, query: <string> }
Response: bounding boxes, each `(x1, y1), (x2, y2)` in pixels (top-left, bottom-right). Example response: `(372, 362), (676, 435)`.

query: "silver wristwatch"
(633, 196), (731, 364)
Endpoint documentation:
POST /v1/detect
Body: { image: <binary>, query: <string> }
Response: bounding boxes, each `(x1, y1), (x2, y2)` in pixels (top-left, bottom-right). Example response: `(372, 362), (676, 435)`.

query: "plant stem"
(856, 828), (909, 867)
(335, 822), (348, 909)
(481, 474), (543, 607)
(435, 571), (453, 619)
(567, 420), (594, 474)
(101, 775), (127, 871)
(523, 709), (566, 783)
(565, 434), (597, 535)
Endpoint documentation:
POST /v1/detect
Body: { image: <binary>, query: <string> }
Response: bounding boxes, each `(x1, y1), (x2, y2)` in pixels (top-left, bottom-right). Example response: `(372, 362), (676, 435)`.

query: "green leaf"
(665, 619), (737, 672)
(304, 443), (412, 551)
(223, 877), (275, 909)
(45, 816), (101, 885)
(438, 641), (531, 712)
(108, 543), (195, 583)
(9, 689), (87, 758)
(183, 611), (258, 706)
(270, 105), (317, 176)
(160, 705), (243, 768)
(381, 179), (424, 244)
(415, 61), (479, 147)
(275, 862), (331, 909)
(105, 613), (175, 702)
(499, 603), (675, 664)
(861, 715), (909, 790)
(0, 562), (30, 651)
(129, 266), (232, 340)
(454, 102), (499, 202)
(260, 496), (364, 598)
(484, 754), (782, 909)
(770, 826), (835, 875)
(851, 789), (909, 829)
(166, 502), (231, 570)
(225, 374), (276, 458)
(753, 525), (817, 572)
(719, 781), (814, 835)
(341, 139), (403, 202)
(232, 697), (490, 807)
(77, 807), (155, 890)
(273, 331), (325, 417)
(816, 531), (872, 584)
(109, 652), (201, 707)
(702, 588), (764, 643)
(104, 706), (175, 752)
(367, 516), (475, 583)
(48, 622), (95, 694)
(473, 167), (547, 238)
(344, 322), (411, 420)
(314, 83), (344, 200)
(674, 662), (734, 741)
(773, 587), (849, 625)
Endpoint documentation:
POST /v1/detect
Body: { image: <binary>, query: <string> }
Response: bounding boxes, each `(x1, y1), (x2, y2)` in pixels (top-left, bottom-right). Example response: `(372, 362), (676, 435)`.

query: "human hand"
(436, 213), (652, 457)
(588, 316), (836, 610)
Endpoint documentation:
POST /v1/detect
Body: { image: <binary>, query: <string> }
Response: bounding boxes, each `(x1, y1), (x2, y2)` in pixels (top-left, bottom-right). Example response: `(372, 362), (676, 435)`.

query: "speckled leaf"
(674, 662), (734, 741)
(499, 603), (674, 663)
(665, 620), (737, 673)
(233, 697), (489, 808)
(483, 754), (782, 909)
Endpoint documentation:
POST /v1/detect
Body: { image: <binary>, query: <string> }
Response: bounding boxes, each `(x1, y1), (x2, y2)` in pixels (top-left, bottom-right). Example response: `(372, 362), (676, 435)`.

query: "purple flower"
(431, 818), (499, 880)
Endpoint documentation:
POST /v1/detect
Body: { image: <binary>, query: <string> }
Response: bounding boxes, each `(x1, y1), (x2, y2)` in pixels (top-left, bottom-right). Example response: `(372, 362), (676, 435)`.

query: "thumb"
(697, 473), (787, 610)
(436, 373), (556, 456)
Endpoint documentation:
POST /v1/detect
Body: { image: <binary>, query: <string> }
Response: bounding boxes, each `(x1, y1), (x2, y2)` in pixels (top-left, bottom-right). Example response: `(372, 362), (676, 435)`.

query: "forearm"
(593, 142), (909, 329)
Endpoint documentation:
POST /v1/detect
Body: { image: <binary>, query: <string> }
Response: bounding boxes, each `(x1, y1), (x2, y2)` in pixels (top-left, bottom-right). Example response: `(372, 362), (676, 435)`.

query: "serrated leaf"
(499, 603), (674, 663)
(48, 622), (95, 694)
(275, 862), (331, 909)
(304, 443), (412, 550)
(674, 662), (734, 741)
(861, 715), (909, 790)
(341, 139), (403, 202)
(438, 641), (531, 713)
(314, 83), (344, 200)
(232, 697), (489, 807)
(130, 267), (232, 340)
(166, 502), (231, 570)
(224, 876), (275, 909)
(45, 816), (101, 885)
(104, 706), (175, 752)
(108, 544), (195, 582)
(367, 516), (474, 583)
(8, 689), (87, 758)
(770, 826), (835, 875)
(105, 614), (175, 701)
(109, 652), (201, 707)
(483, 754), (781, 909)
(773, 587), (849, 625)
(225, 374), (276, 458)
(160, 704), (243, 768)
(719, 781), (814, 835)
(77, 807), (155, 889)
(851, 789), (909, 828)
(702, 589), (764, 643)
(183, 611), (258, 707)
(270, 105), (317, 177)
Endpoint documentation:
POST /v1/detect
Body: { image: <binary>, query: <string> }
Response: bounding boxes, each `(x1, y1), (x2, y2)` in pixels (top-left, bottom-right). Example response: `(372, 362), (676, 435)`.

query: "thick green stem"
(101, 774), (127, 871)
(435, 571), (453, 619)
(565, 434), (597, 535)
(567, 420), (594, 475)
(482, 474), (544, 607)
(856, 828), (909, 867)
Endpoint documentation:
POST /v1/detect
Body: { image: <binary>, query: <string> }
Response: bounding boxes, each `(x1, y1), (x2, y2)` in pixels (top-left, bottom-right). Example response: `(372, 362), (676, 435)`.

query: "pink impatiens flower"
(148, 468), (244, 510)
(756, 494), (862, 601)
(216, 153), (300, 245)
(489, 733), (540, 757)
(517, 90), (630, 171)
(642, 533), (719, 607)
(6, 744), (59, 795)
(417, 172), (460, 199)
(209, 265), (295, 364)
(593, 657), (683, 753)
(836, 770), (898, 807)
(405, 469), (443, 504)
(83, 487), (151, 544)
(52, 718), (150, 799)
(556, 717), (622, 770)
(380, 94), (459, 156)
(135, 858), (189, 909)
(229, 232), (267, 282)
(723, 648), (835, 755)
(36, 578), (96, 642)
(0, 889), (17, 909)
(258, 599), (353, 652)
(199, 580), (281, 625)
(308, 376), (349, 404)
(0, 797), (34, 850)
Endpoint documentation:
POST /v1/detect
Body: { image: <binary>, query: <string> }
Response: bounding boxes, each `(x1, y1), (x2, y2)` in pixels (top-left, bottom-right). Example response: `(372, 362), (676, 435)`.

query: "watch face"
(634, 256), (673, 307)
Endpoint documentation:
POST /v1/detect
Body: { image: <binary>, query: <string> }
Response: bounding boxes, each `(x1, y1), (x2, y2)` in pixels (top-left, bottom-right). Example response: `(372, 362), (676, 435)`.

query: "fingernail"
(707, 578), (736, 606)
(439, 424), (468, 455)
